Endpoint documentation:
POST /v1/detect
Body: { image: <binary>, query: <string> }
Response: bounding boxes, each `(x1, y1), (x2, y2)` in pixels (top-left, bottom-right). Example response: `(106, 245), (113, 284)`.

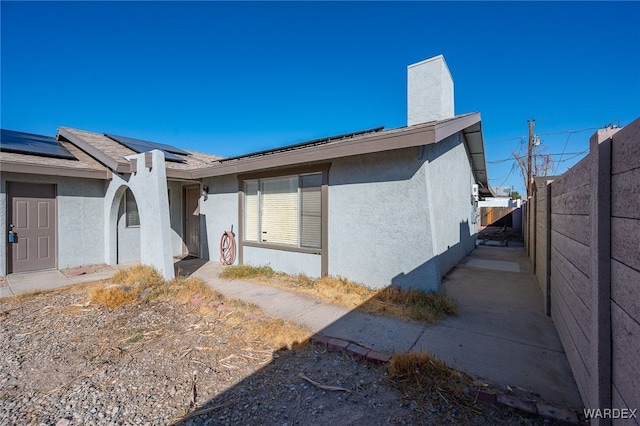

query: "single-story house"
(0, 55), (490, 291)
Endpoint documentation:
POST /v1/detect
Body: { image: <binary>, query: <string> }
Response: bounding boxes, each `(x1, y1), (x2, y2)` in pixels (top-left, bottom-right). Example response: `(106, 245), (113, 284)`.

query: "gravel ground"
(1, 283), (554, 425)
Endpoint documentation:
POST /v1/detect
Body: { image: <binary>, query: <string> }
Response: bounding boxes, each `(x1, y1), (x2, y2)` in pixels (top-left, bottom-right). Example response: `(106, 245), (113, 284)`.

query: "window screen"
(300, 174), (322, 248)
(260, 176), (298, 245)
(125, 188), (140, 227)
(243, 172), (322, 249)
(244, 181), (259, 242)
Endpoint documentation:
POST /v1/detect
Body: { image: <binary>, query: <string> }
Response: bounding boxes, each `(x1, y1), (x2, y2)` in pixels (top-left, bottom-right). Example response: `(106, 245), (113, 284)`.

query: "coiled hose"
(219, 227), (236, 265)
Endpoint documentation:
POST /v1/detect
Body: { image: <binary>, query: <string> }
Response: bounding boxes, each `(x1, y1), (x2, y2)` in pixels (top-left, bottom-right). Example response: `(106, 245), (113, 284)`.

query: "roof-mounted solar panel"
(0, 128), (77, 160)
(105, 133), (190, 163)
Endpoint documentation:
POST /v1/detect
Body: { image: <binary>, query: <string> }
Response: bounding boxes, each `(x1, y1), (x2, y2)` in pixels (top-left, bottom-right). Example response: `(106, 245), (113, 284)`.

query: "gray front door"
(8, 182), (57, 273)
(184, 186), (200, 256)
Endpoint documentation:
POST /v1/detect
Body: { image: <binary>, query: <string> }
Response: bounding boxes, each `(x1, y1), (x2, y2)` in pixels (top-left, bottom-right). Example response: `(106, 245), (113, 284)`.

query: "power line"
(485, 136), (523, 145)
(554, 132), (573, 174)
(487, 150), (589, 164)
(497, 162), (517, 188)
(484, 126), (603, 146)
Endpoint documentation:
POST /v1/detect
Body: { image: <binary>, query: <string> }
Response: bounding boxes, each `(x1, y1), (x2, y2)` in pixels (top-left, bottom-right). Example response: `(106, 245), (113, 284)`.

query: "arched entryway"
(116, 187), (141, 264)
(103, 150), (175, 280)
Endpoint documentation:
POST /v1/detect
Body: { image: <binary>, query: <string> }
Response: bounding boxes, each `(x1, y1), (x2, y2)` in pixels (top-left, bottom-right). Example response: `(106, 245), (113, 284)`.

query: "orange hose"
(220, 230), (236, 265)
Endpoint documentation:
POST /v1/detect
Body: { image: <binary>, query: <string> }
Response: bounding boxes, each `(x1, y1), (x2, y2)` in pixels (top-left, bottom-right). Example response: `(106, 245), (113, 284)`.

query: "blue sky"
(2, 1), (639, 195)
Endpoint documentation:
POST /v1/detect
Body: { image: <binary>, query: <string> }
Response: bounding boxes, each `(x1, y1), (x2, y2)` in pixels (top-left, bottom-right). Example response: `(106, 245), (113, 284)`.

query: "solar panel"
(105, 133), (190, 163)
(0, 128), (77, 160)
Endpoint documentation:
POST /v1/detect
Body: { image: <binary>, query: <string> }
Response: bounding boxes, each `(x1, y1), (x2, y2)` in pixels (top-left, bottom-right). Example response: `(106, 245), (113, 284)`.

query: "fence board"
(611, 302), (640, 416)
(611, 217), (640, 272)
(550, 186), (591, 215)
(551, 229), (590, 277)
(612, 167), (640, 220)
(551, 285), (592, 406)
(551, 156), (592, 195)
(611, 118), (640, 175)
(611, 259), (640, 326)
(551, 213), (591, 246)
(550, 246), (591, 307)
(550, 261), (592, 339)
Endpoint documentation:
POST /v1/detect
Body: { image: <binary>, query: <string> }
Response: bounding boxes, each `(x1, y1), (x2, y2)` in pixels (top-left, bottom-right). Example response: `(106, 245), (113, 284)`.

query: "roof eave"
(58, 127), (129, 173)
(0, 160), (112, 180)
(192, 123), (444, 179)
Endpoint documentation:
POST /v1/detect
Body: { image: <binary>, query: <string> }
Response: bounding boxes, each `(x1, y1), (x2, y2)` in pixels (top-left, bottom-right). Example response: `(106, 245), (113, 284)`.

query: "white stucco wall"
(167, 181), (185, 256)
(0, 189), (5, 276)
(478, 197), (521, 208)
(328, 146), (440, 291)
(200, 174), (239, 264)
(244, 246), (321, 276)
(0, 173), (106, 275)
(116, 195), (141, 264)
(422, 132), (477, 277)
(201, 132), (477, 291)
(407, 55), (454, 125)
(104, 150), (174, 280)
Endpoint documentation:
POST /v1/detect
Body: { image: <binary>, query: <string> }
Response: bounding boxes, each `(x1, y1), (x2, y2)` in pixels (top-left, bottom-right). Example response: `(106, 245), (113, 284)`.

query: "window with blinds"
(125, 188), (140, 227)
(243, 173), (322, 249)
(244, 181), (259, 241)
(300, 174), (322, 248)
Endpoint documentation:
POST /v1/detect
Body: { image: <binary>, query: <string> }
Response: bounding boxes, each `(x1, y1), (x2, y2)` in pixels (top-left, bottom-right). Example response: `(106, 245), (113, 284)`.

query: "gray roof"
(3, 114), (490, 193)
(0, 135), (110, 179)
(57, 127), (222, 180)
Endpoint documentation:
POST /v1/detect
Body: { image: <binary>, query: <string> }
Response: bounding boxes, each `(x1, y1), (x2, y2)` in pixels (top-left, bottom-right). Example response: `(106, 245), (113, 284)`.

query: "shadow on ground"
(169, 245), (582, 425)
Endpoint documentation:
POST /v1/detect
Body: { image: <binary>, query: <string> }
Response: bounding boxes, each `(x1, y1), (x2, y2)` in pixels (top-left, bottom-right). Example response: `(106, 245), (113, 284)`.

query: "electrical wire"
(554, 132), (573, 174)
(487, 150), (590, 164)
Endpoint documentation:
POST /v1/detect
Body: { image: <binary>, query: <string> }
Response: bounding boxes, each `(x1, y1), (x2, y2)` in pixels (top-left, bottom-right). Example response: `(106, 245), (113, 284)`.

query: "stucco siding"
(0, 190), (6, 276)
(423, 132), (476, 277)
(244, 245), (321, 277)
(200, 175), (239, 263)
(1, 173), (106, 274)
(167, 181), (185, 256)
(116, 196), (140, 264)
(328, 146), (439, 290)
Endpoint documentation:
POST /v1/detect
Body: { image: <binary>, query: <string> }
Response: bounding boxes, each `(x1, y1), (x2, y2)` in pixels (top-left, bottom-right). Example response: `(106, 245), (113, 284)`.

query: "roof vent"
(407, 55), (454, 126)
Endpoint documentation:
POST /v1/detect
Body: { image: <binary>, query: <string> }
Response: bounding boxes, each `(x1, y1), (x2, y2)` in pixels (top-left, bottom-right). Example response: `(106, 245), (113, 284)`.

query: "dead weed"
(388, 351), (482, 421)
(88, 264), (310, 350)
(220, 265), (456, 323)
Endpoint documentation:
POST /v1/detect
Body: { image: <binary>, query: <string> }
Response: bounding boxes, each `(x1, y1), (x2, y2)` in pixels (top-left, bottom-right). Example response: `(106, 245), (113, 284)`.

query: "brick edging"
(310, 334), (391, 364)
(467, 389), (583, 424)
(310, 334), (583, 425)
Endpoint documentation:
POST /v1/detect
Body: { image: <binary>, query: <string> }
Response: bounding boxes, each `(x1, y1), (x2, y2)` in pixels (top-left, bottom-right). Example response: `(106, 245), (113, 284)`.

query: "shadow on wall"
(328, 137), (463, 187)
(200, 214), (209, 261)
(391, 220), (473, 291)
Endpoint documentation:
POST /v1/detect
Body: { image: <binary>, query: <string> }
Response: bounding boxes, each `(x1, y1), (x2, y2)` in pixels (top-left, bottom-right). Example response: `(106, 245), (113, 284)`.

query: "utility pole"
(527, 119), (535, 196)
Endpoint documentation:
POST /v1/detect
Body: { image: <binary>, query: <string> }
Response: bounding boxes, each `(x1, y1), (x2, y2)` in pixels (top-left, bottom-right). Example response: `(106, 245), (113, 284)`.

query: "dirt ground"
(1, 282), (556, 425)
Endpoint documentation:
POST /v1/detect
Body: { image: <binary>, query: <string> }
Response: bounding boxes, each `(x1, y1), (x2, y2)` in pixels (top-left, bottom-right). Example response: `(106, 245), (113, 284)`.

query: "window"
(244, 172), (322, 249)
(125, 188), (140, 227)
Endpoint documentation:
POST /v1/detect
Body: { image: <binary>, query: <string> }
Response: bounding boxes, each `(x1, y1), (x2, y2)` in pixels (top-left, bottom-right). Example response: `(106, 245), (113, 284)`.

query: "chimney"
(407, 55), (454, 126)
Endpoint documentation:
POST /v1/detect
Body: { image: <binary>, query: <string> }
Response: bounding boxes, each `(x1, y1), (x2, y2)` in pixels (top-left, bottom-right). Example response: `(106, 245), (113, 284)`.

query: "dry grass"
(88, 264), (164, 308)
(362, 287), (458, 323)
(220, 264), (276, 280)
(388, 351), (480, 420)
(88, 264), (310, 350)
(220, 265), (456, 323)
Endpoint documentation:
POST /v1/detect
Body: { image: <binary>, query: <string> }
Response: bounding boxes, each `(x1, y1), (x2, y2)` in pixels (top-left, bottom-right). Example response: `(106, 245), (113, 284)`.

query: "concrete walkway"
(0, 247), (583, 409)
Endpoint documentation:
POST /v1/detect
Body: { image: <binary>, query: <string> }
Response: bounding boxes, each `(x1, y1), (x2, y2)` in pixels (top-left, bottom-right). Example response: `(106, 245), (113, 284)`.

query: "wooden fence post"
(590, 130), (613, 424)
(545, 182), (552, 316)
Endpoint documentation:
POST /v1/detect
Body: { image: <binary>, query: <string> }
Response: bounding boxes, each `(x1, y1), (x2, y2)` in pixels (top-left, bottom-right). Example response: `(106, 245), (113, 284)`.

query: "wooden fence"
(524, 118), (639, 425)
